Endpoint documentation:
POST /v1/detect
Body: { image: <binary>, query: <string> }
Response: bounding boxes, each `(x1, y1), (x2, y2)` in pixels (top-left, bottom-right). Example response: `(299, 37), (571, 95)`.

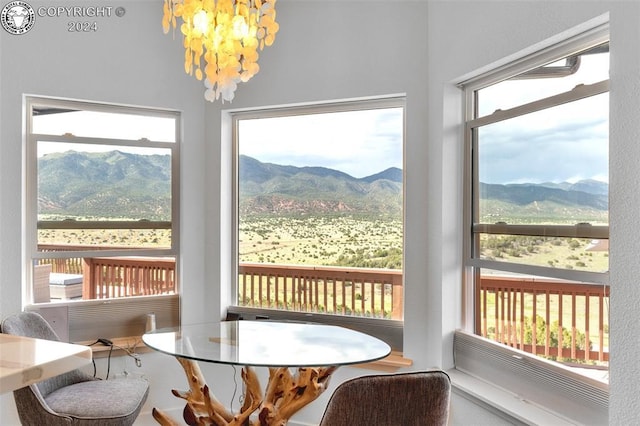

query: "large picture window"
(25, 97), (179, 310)
(229, 98), (405, 348)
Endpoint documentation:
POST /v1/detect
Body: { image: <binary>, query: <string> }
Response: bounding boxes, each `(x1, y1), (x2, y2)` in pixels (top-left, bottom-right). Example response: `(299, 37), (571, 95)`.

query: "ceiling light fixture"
(163, 0), (279, 103)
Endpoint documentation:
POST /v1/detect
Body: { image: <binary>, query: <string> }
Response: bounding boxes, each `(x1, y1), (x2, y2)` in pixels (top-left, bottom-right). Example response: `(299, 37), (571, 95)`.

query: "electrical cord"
(85, 338), (142, 379)
(105, 345), (113, 379)
(86, 339), (109, 379)
(112, 343), (142, 368)
(230, 365), (238, 413)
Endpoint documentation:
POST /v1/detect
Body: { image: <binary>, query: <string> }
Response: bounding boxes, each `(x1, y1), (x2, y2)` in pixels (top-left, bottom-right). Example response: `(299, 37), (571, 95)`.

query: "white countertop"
(0, 334), (92, 393)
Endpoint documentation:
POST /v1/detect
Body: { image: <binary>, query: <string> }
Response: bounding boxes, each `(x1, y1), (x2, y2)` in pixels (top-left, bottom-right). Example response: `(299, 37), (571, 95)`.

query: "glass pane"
(478, 234), (608, 273)
(238, 107), (403, 268)
(477, 43), (609, 117)
(32, 108), (176, 142)
(37, 141), (172, 248)
(477, 267), (609, 377)
(477, 92), (609, 226)
(236, 106), (404, 320)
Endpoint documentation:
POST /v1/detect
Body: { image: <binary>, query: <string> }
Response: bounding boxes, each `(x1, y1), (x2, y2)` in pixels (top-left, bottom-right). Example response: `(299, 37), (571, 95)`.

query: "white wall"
(608, 1), (640, 422)
(2, 1), (640, 425)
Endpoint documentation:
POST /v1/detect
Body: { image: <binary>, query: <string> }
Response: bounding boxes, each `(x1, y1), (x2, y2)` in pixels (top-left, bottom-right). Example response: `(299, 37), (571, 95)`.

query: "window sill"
(453, 330), (608, 424)
(78, 336), (150, 359)
(448, 369), (577, 426)
(354, 350), (412, 372)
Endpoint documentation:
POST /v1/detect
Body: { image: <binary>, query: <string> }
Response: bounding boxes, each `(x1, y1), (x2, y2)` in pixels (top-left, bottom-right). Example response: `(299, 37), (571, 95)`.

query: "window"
(229, 98), (405, 348)
(457, 25), (609, 424)
(24, 97), (180, 340)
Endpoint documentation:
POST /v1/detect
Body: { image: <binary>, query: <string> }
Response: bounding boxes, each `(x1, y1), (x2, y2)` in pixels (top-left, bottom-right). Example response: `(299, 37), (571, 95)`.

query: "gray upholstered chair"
(319, 370), (451, 426)
(1, 312), (149, 426)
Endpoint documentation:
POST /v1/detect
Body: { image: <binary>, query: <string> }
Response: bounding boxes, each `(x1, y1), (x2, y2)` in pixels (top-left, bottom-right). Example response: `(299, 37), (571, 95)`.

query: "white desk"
(0, 334), (92, 393)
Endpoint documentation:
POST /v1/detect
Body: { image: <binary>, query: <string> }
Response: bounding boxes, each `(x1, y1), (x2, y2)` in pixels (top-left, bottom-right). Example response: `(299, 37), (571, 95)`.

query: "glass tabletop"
(142, 320), (391, 367)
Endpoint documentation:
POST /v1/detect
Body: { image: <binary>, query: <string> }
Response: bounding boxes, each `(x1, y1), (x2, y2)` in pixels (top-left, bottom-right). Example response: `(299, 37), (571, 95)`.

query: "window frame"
(23, 96), (181, 335)
(228, 96), (406, 349)
(463, 37), (610, 286)
(456, 22), (610, 423)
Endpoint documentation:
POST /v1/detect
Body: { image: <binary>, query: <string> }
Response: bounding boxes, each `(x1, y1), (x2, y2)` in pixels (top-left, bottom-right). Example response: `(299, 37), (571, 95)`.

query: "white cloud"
(238, 107), (403, 178)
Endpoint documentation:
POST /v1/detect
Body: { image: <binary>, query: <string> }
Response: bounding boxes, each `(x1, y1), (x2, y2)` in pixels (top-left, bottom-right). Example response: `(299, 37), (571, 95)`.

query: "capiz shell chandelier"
(162, 0), (279, 102)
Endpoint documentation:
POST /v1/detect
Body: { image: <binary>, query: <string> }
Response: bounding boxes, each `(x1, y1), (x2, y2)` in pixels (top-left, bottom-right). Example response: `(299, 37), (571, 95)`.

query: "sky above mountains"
(238, 107), (404, 179)
(476, 48), (609, 185)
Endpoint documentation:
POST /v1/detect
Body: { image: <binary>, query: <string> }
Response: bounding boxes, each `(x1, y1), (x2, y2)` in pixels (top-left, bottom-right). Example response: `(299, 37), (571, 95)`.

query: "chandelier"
(162, 0), (279, 102)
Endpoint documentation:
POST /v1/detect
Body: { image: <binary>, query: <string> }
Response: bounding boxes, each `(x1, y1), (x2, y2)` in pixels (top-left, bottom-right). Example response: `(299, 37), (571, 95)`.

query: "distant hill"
(38, 150), (171, 220)
(360, 167), (403, 183)
(479, 180), (608, 223)
(537, 179), (609, 196)
(480, 182), (608, 209)
(37, 151), (608, 221)
(239, 155), (402, 215)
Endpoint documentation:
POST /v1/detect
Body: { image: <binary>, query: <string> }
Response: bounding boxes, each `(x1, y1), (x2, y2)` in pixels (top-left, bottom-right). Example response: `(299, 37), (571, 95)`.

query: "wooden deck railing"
(37, 245), (176, 299)
(478, 275), (609, 364)
(36, 246), (608, 365)
(38, 244), (107, 274)
(238, 263), (404, 320)
(83, 257), (176, 299)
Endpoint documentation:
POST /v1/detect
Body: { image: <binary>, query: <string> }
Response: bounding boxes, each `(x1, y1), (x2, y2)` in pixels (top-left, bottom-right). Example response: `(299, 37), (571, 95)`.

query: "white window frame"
(23, 96), (181, 341)
(227, 96), (406, 349)
(456, 23), (609, 424)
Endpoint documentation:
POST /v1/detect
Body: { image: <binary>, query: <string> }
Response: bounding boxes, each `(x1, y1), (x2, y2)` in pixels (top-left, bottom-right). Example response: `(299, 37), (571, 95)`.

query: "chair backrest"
(319, 370), (451, 426)
(1, 312), (92, 397)
(2, 311), (60, 341)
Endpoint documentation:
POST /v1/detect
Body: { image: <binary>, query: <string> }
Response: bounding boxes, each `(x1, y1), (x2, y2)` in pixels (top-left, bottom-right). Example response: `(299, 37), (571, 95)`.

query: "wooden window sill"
(354, 351), (413, 372)
(78, 336), (150, 359)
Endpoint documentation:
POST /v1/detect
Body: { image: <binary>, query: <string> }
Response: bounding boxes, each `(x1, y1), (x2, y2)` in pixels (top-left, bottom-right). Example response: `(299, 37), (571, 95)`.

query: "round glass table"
(143, 320), (391, 425)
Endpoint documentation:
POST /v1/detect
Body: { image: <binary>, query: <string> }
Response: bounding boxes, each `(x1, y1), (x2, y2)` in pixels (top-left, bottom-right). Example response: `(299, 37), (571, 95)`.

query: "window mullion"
(37, 221), (172, 230)
(467, 258), (609, 286)
(32, 133), (174, 149)
(467, 79), (609, 129)
(473, 223), (609, 239)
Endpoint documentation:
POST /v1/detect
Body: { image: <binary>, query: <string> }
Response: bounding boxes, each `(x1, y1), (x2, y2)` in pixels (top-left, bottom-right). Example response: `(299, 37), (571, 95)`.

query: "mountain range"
(37, 151), (608, 219)
(238, 155), (402, 215)
(38, 150), (171, 220)
(481, 181), (608, 209)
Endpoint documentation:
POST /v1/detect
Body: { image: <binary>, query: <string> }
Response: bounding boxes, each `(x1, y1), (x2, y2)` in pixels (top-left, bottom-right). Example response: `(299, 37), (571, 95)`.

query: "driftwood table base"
(152, 357), (337, 426)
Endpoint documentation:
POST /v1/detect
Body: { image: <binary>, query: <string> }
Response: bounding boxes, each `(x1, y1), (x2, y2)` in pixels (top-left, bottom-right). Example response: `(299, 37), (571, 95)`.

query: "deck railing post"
(82, 257), (95, 299)
(391, 274), (403, 320)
